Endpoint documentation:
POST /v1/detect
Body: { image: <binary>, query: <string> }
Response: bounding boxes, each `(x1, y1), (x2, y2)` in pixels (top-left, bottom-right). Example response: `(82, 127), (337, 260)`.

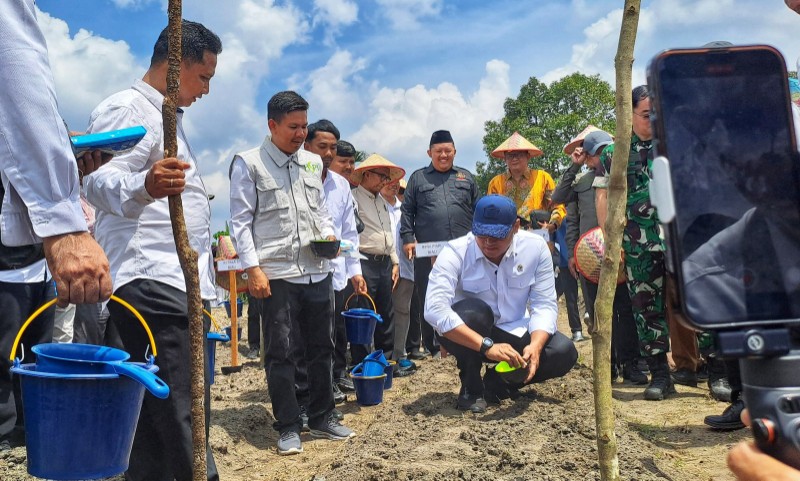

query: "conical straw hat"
(490, 132), (543, 159)
(574, 227), (626, 284)
(351, 154), (406, 185)
(563, 125), (613, 155)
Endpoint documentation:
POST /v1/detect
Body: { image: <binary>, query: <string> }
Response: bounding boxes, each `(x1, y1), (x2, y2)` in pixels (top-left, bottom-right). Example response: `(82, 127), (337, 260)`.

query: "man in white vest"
(229, 91), (355, 456)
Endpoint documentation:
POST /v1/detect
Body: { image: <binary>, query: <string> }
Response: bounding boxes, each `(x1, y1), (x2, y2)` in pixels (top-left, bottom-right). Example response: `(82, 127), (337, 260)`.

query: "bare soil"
(1, 302), (748, 480)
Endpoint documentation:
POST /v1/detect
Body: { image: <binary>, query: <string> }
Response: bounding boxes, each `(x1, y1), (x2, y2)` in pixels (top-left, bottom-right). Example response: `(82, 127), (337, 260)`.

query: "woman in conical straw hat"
(486, 132), (565, 232)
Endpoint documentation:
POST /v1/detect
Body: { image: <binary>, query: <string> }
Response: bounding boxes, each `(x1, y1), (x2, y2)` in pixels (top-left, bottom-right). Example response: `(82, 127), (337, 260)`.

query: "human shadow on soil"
(400, 391), (470, 418)
(627, 420), (744, 450)
(213, 403), (277, 449)
(612, 388), (707, 402)
(639, 456), (677, 480)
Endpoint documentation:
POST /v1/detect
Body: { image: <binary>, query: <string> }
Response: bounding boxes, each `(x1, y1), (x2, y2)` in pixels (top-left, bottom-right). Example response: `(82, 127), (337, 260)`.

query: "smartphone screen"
(649, 46), (800, 329)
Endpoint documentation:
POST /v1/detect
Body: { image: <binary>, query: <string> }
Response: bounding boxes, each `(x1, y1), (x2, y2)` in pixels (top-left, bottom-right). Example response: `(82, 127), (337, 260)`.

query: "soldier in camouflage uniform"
(593, 85), (674, 400)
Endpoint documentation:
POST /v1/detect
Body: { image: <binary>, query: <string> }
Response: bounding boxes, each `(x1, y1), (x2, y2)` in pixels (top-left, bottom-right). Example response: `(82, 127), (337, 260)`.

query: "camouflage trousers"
(623, 248), (669, 357)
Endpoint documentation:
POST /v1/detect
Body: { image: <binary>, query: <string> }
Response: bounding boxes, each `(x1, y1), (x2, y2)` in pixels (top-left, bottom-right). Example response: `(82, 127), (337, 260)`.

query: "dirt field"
(1, 302), (749, 481)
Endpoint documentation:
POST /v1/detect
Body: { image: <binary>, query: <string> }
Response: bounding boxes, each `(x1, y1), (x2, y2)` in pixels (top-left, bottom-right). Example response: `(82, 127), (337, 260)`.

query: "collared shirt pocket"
(462, 278), (489, 294)
(254, 176), (292, 239)
(418, 183), (436, 203)
(451, 180), (473, 204)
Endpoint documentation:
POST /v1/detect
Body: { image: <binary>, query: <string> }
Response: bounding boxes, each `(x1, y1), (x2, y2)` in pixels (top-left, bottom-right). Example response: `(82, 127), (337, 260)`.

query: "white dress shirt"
(324, 170), (362, 291)
(84, 80), (216, 300)
(0, 0), (86, 245)
(425, 231), (558, 337)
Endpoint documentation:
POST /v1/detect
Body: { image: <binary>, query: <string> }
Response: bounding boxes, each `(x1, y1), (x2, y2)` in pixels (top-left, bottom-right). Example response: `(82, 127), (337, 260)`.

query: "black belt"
(360, 251), (391, 262)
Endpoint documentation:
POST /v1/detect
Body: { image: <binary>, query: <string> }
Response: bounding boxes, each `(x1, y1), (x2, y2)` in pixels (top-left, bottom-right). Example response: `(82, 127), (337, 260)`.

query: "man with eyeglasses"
(351, 155), (405, 365)
(401, 130), (480, 359)
(593, 85), (674, 401)
(487, 132), (566, 232)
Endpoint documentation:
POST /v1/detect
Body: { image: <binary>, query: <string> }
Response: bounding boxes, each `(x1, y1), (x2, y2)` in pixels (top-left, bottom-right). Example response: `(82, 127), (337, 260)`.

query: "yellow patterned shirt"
(487, 169), (566, 226)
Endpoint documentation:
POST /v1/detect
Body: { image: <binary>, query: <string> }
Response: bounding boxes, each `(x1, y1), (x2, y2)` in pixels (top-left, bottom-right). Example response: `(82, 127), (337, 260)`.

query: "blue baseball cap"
(472, 195), (517, 239)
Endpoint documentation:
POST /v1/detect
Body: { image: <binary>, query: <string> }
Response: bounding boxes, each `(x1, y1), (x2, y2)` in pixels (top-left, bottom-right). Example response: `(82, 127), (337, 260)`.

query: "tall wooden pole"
(163, 3), (208, 480)
(593, 1), (640, 480)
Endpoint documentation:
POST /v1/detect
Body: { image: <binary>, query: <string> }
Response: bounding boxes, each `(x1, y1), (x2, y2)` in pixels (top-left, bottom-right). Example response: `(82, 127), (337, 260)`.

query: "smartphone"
(648, 45), (800, 330)
(70, 126), (147, 156)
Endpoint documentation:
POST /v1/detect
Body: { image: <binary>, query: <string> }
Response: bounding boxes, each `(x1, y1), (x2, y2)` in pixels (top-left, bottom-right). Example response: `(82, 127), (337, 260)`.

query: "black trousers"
(108, 280), (218, 481)
(260, 275), (335, 433)
(0, 279), (54, 442)
(413, 256), (440, 355)
(581, 277), (639, 365)
(246, 293), (261, 349)
(437, 316), (578, 396)
(556, 270), (581, 333)
(405, 284), (423, 354)
(332, 288), (348, 380)
(351, 257), (395, 363)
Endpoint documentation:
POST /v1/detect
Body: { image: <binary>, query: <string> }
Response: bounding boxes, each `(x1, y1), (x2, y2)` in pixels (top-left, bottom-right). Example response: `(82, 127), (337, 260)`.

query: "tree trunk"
(163, 3), (208, 480)
(593, 1), (641, 480)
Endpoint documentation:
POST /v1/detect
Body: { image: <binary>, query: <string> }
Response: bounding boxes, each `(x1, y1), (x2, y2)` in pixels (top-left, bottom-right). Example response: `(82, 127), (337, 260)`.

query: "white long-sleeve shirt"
(425, 231), (558, 337)
(324, 170), (362, 291)
(0, 0), (86, 246)
(83, 80), (216, 299)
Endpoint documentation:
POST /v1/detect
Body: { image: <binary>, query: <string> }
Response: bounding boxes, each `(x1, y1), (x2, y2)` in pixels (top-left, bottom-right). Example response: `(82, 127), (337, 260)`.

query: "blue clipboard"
(70, 126), (147, 156)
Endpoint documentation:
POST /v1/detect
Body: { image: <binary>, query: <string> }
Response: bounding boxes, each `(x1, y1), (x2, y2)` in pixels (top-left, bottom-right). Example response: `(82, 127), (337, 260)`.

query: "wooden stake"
(229, 271), (239, 368)
(163, 2), (207, 480)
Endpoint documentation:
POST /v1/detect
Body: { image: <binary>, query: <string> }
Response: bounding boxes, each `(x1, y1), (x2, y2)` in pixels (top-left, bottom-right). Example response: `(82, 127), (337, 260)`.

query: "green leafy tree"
(476, 73), (617, 192)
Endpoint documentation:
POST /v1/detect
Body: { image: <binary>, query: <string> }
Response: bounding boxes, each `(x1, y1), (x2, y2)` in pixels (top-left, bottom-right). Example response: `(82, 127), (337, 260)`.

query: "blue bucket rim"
(348, 372), (387, 380)
(32, 343), (130, 364)
(11, 362), (159, 379)
(207, 332), (230, 342)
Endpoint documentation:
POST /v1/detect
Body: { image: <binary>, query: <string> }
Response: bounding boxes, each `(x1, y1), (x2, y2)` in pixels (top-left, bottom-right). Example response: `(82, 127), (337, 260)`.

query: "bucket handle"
(344, 292), (377, 312)
(8, 295), (158, 361)
(202, 308), (221, 331)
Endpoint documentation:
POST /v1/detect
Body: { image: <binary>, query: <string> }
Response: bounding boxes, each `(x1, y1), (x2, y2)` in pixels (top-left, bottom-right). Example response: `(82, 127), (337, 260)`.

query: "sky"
(35, 0), (800, 233)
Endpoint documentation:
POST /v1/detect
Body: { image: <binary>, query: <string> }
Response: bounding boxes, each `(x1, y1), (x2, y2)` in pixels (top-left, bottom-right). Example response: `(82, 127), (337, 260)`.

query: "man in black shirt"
(400, 130), (479, 357)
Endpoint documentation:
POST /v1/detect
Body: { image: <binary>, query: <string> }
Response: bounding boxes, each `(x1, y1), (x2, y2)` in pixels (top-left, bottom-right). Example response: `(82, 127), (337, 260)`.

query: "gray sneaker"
(276, 431), (303, 455)
(309, 414), (356, 440)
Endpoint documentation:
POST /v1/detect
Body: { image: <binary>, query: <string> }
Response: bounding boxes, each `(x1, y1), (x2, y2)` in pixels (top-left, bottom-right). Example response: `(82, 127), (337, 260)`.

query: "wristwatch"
(479, 337), (494, 355)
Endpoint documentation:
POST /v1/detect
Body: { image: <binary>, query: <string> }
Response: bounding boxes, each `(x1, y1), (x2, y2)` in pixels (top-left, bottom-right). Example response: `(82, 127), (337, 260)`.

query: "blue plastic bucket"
(342, 293), (382, 344)
(206, 332), (230, 385)
(355, 359), (386, 377)
(224, 300), (244, 319)
(11, 362), (159, 479)
(342, 308), (381, 344)
(384, 360), (396, 390)
(349, 372), (386, 406)
(365, 349), (388, 365)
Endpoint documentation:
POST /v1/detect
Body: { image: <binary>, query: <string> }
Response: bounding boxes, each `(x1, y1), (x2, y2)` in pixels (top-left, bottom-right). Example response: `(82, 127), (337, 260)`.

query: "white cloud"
(542, 0), (800, 86)
(374, 0), (443, 30)
(36, 9), (144, 129)
(351, 59), (510, 173)
(289, 50), (370, 124)
(313, 0), (358, 43)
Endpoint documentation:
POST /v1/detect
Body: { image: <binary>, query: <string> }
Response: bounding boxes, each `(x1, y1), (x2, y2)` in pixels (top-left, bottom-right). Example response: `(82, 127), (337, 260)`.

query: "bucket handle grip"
(202, 309), (221, 331)
(9, 295), (158, 361)
(344, 292), (377, 312)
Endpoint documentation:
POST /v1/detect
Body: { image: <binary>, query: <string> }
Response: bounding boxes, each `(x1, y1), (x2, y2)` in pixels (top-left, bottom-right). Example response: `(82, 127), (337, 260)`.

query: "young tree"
(594, 1), (641, 480)
(477, 73), (616, 192)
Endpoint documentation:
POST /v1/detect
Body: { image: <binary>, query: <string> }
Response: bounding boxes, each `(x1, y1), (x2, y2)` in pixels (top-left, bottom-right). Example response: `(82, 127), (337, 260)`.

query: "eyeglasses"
(633, 111), (651, 120)
(504, 151), (528, 160)
(368, 171), (391, 183)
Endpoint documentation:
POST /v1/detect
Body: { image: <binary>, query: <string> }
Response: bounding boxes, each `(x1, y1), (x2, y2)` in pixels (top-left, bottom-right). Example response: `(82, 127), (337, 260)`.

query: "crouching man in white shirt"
(425, 195), (578, 413)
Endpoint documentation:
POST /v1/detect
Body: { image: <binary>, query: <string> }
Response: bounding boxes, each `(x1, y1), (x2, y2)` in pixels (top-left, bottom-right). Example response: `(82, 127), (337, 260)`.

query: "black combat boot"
(644, 353), (676, 401)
